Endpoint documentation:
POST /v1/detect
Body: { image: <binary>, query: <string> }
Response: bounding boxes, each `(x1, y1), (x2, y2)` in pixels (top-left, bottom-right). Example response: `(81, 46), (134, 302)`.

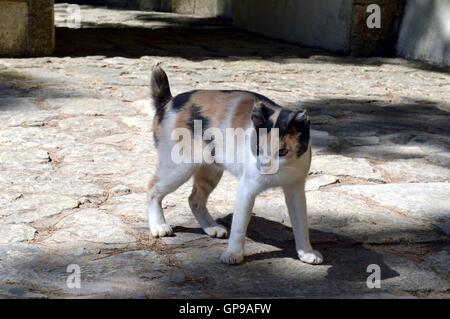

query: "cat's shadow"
(174, 213), (400, 282)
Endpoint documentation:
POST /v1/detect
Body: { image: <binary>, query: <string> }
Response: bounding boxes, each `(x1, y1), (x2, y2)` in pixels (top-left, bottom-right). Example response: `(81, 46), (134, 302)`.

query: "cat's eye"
(278, 148), (288, 157)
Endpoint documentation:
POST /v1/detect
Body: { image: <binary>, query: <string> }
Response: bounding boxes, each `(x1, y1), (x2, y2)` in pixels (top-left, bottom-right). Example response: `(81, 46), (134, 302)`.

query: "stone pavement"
(0, 4), (449, 298)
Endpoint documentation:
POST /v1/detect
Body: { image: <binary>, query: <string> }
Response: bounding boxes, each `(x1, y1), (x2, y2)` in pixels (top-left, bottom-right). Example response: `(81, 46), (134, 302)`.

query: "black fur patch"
(253, 92), (278, 107)
(187, 104), (209, 135)
(220, 90), (278, 106)
(253, 120), (274, 156)
(151, 66), (172, 124)
(275, 109), (310, 157)
(275, 109), (294, 136)
(172, 90), (198, 111)
(206, 136), (216, 158)
(252, 103), (275, 132)
(252, 103), (275, 156)
(151, 66), (172, 110)
(296, 119), (310, 157)
(254, 118), (274, 133)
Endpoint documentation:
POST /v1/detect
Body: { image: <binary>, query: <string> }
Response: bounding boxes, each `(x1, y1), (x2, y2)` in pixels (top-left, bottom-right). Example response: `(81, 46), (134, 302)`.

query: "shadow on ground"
(298, 98), (449, 165)
(53, 11), (450, 73)
(0, 68), (86, 101)
(54, 27), (322, 60)
(2, 212), (448, 298)
(168, 213), (448, 297)
(177, 214), (401, 284)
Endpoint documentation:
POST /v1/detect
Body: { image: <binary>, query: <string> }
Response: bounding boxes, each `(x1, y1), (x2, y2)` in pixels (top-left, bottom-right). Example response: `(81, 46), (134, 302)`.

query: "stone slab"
(338, 183), (450, 234)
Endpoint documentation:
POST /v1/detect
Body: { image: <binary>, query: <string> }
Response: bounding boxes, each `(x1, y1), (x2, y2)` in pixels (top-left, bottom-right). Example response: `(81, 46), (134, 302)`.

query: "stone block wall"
(350, 0), (405, 56)
(0, 0), (54, 56)
(232, 0), (406, 55)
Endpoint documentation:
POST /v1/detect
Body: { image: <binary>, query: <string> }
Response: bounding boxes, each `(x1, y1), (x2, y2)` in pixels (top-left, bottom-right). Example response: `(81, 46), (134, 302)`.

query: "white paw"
(220, 250), (244, 265)
(298, 250), (323, 265)
(204, 225), (228, 238)
(150, 224), (173, 238)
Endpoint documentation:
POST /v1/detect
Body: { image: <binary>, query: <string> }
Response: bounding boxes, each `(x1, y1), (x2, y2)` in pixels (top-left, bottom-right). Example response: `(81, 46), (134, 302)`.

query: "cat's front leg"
(220, 180), (258, 265)
(283, 181), (323, 265)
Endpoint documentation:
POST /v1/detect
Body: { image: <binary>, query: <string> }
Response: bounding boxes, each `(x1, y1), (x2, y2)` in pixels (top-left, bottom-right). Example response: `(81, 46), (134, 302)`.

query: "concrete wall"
(0, 0), (54, 56)
(397, 0), (450, 66)
(233, 0), (353, 53)
(0, 1), (29, 55)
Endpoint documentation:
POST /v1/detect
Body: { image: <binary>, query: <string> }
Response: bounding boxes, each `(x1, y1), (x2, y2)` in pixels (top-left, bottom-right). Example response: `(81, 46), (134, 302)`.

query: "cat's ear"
(251, 102), (274, 127)
(287, 110), (310, 133)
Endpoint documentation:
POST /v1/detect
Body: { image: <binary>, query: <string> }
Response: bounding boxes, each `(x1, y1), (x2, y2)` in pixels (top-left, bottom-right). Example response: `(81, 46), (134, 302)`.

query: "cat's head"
(251, 102), (310, 174)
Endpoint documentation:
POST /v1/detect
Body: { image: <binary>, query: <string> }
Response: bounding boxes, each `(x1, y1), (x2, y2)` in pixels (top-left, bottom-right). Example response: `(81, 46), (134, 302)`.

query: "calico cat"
(147, 65), (322, 265)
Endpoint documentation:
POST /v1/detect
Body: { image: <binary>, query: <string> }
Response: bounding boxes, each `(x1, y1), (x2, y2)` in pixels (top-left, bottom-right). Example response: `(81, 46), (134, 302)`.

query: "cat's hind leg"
(147, 163), (194, 237)
(189, 165), (227, 238)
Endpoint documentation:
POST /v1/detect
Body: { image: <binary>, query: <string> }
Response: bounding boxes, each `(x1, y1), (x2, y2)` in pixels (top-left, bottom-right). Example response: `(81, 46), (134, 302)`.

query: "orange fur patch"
(231, 97), (254, 129)
(175, 106), (191, 130)
(190, 91), (232, 127)
(281, 134), (299, 159)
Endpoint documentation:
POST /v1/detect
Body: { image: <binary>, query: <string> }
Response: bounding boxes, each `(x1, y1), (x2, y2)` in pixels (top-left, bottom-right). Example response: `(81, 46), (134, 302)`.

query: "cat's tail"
(151, 64), (172, 110)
